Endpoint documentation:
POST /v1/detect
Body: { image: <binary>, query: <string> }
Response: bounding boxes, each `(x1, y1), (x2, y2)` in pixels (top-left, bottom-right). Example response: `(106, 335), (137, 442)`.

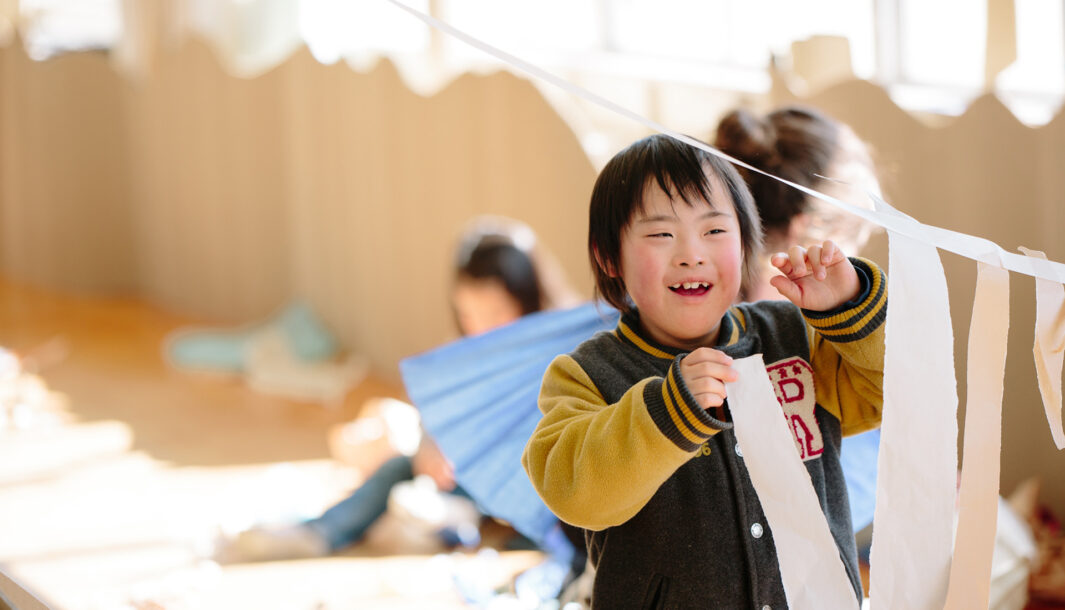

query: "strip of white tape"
(944, 261), (1010, 609)
(726, 355), (859, 610)
(868, 222), (958, 609)
(1024, 247), (1065, 449)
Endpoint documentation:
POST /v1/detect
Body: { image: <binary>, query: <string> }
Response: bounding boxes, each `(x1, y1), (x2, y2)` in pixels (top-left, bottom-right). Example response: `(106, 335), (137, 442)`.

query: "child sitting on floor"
(217, 216), (578, 562)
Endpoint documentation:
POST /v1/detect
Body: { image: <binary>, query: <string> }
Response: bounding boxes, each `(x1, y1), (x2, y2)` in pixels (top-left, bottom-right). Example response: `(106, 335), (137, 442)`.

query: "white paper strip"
(869, 207), (958, 610)
(726, 355), (857, 610)
(944, 261), (1010, 610)
(1021, 247), (1065, 450)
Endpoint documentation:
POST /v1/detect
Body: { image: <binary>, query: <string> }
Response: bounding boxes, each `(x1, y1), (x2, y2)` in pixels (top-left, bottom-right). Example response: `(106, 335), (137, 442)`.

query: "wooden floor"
(5, 276), (1062, 609)
(0, 277), (541, 609)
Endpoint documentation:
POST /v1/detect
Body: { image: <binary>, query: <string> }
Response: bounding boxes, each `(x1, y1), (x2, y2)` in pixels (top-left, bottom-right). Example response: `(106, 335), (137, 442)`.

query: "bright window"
(997, 0), (1065, 95)
(19, 0), (121, 60)
(299, 0), (430, 64)
(438, 0), (601, 67)
(897, 0), (986, 88)
(604, 0), (876, 78)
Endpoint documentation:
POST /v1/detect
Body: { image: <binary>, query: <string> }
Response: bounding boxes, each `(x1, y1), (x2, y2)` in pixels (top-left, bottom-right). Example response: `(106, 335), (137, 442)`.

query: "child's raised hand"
(769, 240), (860, 312)
(679, 348), (737, 411)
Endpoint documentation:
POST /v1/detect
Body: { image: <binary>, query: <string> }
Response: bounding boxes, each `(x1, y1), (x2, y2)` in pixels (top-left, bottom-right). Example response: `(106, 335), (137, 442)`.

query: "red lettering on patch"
(766, 358), (823, 461)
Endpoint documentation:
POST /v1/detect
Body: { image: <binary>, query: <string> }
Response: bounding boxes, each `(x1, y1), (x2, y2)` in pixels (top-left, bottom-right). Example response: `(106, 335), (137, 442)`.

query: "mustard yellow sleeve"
(804, 257), (887, 436)
(522, 353), (726, 531)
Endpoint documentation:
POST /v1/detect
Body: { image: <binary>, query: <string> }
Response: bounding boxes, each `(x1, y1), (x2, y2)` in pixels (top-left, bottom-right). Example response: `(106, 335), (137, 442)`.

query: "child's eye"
(648, 232), (672, 238)
(705, 228), (726, 235)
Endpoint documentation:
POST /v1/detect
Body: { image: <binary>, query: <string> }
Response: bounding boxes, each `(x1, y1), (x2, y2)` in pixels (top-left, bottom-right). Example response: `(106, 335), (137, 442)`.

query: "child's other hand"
(769, 240), (860, 312)
(679, 348), (737, 411)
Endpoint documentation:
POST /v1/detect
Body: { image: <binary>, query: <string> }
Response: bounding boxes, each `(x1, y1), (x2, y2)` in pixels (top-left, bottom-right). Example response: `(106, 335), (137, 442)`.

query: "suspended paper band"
(1023, 247), (1065, 450)
(867, 198), (958, 610)
(943, 261), (1010, 609)
(726, 355), (858, 610)
(385, 0), (1065, 284)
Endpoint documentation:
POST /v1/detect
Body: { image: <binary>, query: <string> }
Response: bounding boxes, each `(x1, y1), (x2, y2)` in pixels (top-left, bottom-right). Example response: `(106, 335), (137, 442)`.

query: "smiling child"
(522, 134), (887, 609)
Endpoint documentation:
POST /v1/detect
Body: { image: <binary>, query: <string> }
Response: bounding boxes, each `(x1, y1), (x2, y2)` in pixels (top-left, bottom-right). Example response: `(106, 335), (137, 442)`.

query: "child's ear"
(593, 247), (619, 278)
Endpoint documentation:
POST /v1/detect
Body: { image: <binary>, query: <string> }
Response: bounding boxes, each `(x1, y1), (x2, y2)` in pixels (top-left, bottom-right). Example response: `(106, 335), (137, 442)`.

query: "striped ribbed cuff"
(644, 355), (730, 452)
(803, 257), (887, 343)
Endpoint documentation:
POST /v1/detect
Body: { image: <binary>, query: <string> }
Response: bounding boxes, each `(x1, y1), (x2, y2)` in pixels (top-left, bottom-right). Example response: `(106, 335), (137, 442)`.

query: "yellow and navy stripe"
(613, 307), (746, 360)
(802, 257), (887, 343)
(645, 356), (730, 451)
(615, 318), (676, 360)
(612, 311), (738, 451)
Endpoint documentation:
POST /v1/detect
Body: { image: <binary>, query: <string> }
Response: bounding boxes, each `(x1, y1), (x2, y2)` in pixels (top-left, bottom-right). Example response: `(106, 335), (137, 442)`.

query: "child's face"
(615, 174), (743, 351)
(452, 278), (524, 337)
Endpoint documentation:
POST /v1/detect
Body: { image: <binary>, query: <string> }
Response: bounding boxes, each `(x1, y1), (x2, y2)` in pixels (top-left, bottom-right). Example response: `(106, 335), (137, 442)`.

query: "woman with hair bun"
(714, 105), (882, 301)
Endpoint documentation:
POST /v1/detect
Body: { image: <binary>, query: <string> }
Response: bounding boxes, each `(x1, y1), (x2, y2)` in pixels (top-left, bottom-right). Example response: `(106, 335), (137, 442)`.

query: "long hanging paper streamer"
(1021, 247), (1065, 449)
(869, 201), (958, 609)
(943, 261), (1010, 609)
(726, 355), (859, 609)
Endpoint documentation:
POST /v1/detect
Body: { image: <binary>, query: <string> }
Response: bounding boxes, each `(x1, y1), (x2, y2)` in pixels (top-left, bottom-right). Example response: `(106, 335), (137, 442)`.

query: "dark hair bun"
(713, 105), (840, 234)
(714, 109), (780, 171)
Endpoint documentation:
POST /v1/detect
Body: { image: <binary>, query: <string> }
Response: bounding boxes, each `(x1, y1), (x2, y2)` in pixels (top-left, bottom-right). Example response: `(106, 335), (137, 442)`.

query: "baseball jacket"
(522, 258), (886, 609)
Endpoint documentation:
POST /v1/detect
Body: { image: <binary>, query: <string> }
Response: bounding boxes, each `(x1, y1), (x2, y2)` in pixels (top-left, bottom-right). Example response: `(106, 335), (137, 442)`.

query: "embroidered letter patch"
(766, 358), (823, 461)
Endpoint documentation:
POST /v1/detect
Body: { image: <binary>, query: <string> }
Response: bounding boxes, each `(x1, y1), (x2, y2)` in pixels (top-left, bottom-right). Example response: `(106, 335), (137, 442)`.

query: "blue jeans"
(305, 455), (477, 551)
(305, 455), (415, 550)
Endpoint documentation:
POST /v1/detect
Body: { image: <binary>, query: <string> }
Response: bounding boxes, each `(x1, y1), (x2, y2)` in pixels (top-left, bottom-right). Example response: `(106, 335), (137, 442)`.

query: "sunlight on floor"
(0, 278), (544, 609)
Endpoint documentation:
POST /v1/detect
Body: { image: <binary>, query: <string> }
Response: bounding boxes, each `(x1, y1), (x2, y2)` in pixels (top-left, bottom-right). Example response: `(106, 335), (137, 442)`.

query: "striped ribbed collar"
(614, 307), (746, 360)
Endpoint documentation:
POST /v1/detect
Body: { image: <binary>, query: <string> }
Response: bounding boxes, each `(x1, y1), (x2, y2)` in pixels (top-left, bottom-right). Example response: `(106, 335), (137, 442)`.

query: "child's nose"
(674, 239), (705, 267)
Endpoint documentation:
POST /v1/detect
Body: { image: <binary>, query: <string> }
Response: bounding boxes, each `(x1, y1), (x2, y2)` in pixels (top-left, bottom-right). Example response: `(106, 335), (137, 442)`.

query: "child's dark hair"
(713, 106), (839, 236)
(454, 236), (543, 317)
(589, 134), (763, 314)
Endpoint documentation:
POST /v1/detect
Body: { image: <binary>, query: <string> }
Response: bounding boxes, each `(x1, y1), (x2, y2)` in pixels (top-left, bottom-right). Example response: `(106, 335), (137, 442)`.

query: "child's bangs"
(635, 150), (717, 218)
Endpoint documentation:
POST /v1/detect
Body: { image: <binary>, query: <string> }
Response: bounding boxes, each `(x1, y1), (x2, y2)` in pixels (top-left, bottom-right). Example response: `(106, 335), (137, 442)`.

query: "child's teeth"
(671, 282), (710, 290)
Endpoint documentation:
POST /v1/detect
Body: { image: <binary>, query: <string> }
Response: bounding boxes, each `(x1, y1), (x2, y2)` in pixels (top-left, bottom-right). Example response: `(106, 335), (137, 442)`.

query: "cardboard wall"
(2, 38), (1063, 513)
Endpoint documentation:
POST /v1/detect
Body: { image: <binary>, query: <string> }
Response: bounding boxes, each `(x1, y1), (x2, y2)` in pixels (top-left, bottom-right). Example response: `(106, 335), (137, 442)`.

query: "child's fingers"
(787, 246), (809, 278)
(820, 240), (841, 265)
(809, 240), (848, 280)
(680, 348), (737, 409)
(807, 244), (827, 280)
(684, 361), (738, 384)
(694, 391), (726, 409)
(683, 347), (733, 366)
(687, 377), (729, 408)
(770, 252), (793, 275)
(769, 274), (801, 303)
(681, 350), (737, 381)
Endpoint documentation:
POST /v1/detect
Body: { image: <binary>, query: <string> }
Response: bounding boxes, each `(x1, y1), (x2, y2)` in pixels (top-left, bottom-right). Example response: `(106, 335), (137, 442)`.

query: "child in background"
(522, 134), (887, 608)
(218, 216), (577, 563)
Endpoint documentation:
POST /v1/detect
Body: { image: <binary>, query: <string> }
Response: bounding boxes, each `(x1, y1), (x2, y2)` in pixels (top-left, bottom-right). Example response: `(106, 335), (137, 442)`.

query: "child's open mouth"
(669, 281), (711, 297)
